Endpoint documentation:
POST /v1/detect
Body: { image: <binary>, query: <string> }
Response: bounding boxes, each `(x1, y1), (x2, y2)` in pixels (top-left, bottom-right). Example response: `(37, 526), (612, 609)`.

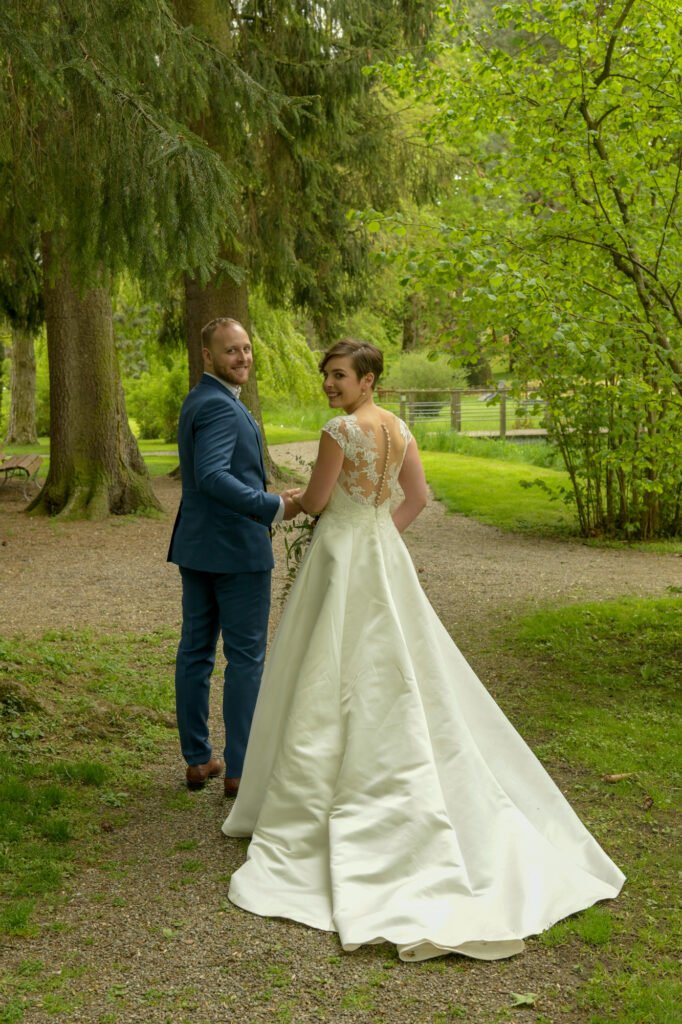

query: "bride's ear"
(362, 372), (375, 392)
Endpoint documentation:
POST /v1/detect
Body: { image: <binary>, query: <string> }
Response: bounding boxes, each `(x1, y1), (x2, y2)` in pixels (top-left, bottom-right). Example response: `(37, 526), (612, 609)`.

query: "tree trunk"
(29, 234), (161, 519)
(184, 259), (275, 478)
(0, 328), (7, 430)
(6, 326), (38, 444)
(466, 334), (494, 387)
(402, 292), (421, 351)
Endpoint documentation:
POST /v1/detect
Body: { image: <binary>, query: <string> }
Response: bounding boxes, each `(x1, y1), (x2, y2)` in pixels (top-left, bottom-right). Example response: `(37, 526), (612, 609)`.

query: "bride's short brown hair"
(319, 339), (383, 388)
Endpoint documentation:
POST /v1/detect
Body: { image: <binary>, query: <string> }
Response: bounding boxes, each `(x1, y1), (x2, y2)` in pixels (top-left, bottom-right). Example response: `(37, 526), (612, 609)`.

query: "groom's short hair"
(201, 317), (246, 349)
(319, 338), (383, 388)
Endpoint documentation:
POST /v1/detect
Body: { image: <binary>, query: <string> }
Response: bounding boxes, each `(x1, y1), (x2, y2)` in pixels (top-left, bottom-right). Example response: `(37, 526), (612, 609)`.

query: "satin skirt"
(223, 487), (624, 961)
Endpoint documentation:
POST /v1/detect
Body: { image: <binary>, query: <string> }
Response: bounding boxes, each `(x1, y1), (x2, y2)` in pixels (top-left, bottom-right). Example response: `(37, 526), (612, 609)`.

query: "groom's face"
(204, 324), (253, 388)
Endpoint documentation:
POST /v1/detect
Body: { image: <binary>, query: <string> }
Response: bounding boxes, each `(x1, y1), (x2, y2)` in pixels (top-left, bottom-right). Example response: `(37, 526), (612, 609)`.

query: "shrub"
(125, 350), (188, 442)
(382, 352), (467, 404)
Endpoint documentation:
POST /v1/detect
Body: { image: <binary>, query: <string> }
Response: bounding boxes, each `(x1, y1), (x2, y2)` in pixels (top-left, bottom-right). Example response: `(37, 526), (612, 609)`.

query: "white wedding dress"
(223, 413), (624, 961)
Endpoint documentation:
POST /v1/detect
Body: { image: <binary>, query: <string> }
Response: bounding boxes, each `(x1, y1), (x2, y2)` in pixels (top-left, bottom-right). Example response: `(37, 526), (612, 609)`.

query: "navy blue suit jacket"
(168, 374), (281, 573)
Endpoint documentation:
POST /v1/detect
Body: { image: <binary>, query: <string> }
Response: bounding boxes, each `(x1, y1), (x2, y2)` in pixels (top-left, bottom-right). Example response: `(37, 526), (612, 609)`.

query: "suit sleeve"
(193, 396), (280, 525)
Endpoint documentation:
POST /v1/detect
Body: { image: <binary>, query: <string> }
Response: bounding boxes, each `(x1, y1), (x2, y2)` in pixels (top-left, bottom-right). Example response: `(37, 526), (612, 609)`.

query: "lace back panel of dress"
(323, 415), (411, 508)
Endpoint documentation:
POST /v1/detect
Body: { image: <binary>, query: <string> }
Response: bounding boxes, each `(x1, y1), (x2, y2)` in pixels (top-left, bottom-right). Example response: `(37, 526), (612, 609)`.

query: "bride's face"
(322, 356), (373, 413)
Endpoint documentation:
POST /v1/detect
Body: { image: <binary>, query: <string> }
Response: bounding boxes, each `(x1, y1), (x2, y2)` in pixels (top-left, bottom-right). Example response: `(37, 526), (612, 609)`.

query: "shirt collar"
(204, 372), (240, 400)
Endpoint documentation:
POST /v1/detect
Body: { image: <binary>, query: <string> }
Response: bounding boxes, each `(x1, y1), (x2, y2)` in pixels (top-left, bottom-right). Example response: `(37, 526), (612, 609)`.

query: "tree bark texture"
(0, 331), (6, 424)
(6, 326), (38, 444)
(401, 293), (421, 351)
(466, 335), (493, 387)
(184, 259), (274, 478)
(30, 235), (161, 519)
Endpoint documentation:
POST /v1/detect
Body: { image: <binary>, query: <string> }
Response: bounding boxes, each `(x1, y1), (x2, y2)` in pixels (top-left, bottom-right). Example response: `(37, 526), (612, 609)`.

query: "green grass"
(508, 597), (682, 808)
(262, 400), (329, 443)
(1, 597), (680, 1022)
(580, 969), (681, 1024)
(0, 629), (177, 936)
(264, 423), (321, 444)
(500, 595), (682, 1024)
(411, 422), (564, 469)
(1, 437), (51, 457)
(143, 454), (179, 476)
(6, 422), (681, 556)
(586, 536), (682, 555)
(420, 450), (577, 535)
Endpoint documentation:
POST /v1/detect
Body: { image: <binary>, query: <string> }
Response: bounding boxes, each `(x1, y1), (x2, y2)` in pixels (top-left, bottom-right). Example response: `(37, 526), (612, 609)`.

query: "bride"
(222, 338), (624, 962)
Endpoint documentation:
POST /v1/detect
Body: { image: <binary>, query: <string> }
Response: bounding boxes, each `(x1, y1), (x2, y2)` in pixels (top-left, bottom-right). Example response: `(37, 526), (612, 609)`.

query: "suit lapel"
(240, 403), (267, 483)
(202, 375), (267, 484)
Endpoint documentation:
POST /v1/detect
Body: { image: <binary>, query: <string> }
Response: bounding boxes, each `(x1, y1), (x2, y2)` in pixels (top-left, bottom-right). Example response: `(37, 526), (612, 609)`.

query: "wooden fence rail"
(376, 388), (548, 440)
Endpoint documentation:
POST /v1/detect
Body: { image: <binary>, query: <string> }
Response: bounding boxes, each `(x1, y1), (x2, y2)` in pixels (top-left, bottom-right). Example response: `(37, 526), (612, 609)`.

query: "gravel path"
(1, 442), (678, 646)
(0, 442), (679, 1023)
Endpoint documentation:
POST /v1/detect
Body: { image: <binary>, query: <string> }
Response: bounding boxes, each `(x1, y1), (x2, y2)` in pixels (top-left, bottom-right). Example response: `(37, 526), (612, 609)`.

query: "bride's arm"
(392, 439), (428, 533)
(291, 431), (345, 516)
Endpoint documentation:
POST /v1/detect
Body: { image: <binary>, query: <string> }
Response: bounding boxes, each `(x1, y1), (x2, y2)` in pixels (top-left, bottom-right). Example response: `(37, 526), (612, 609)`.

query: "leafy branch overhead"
(366, 0), (682, 540)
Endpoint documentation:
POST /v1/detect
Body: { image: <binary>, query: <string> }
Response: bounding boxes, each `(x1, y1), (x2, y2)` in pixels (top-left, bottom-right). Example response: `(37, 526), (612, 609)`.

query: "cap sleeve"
(399, 418), (413, 446)
(321, 416), (348, 453)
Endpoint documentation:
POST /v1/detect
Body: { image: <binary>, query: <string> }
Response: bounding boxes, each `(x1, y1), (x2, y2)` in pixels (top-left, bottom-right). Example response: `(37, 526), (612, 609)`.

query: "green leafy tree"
(126, 350), (189, 443)
(374, 0), (682, 538)
(383, 351), (467, 395)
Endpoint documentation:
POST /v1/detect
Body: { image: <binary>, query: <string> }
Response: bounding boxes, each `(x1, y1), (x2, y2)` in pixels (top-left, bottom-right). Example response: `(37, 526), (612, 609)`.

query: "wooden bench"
(0, 453), (43, 499)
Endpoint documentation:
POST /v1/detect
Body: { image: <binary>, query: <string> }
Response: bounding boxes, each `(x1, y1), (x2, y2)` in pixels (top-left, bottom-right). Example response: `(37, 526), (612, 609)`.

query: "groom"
(168, 317), (297, 797)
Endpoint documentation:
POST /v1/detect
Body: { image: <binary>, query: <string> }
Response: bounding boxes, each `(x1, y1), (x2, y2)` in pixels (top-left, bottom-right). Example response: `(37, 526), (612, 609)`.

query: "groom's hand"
(281, 493), (301, 520)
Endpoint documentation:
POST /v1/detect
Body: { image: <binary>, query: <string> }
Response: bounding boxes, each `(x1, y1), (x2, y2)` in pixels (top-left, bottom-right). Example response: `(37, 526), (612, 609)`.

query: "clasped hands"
(280, 488), (304, 520)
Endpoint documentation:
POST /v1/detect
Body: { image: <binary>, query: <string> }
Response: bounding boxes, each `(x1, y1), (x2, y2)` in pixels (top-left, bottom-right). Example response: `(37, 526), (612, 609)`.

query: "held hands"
(281, 488), (303, 521)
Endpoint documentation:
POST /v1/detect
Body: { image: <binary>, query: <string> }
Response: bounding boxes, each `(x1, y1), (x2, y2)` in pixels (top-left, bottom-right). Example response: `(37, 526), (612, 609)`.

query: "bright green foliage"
(113, 283), (167, 379)
(111, 285), (176, 438)
(29, 333), (50, 438)
(383, 351), (467, 393)
(339, 302), (402, 355)
(249, 293), (321, 406)
(126, 350), (188, 442)
(372, 0), (682, 539)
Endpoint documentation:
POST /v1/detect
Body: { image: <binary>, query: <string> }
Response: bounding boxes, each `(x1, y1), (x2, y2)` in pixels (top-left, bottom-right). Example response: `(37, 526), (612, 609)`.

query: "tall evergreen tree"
(0, 2), (258, 516)
(175, 0), (437, 458)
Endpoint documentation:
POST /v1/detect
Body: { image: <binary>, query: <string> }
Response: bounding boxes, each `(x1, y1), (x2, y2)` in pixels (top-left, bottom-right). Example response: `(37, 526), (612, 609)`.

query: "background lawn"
(1, 597), (679, 1023)
(420, 450), (577, 536)
(499, 595), (682, 1024)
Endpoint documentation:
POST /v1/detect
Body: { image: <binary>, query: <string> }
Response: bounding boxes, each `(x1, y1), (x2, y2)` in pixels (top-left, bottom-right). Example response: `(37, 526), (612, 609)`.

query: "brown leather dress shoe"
(186, 757), (224, 790)
(224, 777), (240, 798)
